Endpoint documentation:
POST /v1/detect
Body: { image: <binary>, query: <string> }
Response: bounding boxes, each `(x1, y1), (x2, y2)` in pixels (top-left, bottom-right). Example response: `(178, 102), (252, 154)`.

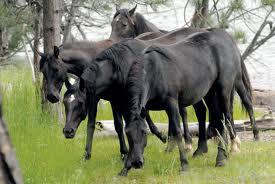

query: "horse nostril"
(132, 160), (143, 169)
(137, 160), (143, 167)
(47, 93), (59, 103)
(63, 128), (74, 134)
(69, 128), (74, 134)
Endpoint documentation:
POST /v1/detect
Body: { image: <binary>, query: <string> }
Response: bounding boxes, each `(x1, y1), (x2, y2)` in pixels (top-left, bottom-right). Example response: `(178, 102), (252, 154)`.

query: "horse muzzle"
(63, 127), (76, 139)
(47, 93), (60, 103)
(131, 157), (144, 169)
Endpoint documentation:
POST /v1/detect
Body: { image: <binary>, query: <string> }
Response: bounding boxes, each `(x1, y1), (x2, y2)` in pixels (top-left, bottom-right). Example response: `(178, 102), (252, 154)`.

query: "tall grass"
(0, 67), (273, 184)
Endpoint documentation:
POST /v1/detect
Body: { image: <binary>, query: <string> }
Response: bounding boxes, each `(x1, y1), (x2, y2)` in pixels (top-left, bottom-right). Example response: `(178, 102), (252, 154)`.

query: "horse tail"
(240, 56), (252, 102)
(235, 56), (253, 114)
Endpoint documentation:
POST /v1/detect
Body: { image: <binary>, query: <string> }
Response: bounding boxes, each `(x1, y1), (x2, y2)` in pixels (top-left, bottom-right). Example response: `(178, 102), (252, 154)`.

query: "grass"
(0, 67), (274, 184)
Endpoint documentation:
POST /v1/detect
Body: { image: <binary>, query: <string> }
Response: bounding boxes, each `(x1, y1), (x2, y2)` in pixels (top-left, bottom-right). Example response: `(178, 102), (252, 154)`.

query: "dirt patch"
(237, 130), (275, 141)
(253, 89), (275, 111)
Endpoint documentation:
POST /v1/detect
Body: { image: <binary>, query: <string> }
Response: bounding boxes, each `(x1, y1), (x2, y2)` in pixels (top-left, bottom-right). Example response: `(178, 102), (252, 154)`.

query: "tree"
(0, 96), (23, 184)
(186, 0), (275, 60)
(42, 0), (60, 53)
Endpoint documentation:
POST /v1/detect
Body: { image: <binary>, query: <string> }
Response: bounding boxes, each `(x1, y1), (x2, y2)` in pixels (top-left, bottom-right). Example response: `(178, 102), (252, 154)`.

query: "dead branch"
(242, 7), (275, 60)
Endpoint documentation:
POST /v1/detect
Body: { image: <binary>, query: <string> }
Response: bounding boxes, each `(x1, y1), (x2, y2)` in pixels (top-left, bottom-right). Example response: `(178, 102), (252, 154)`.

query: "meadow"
(0, 66), (274, 184)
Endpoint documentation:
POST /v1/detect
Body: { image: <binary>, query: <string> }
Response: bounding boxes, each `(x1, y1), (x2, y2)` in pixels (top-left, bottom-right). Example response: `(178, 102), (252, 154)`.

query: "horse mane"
(126, 59), (144, 118)
(96, 39), (143, 84)
(134, 13), (162, 35)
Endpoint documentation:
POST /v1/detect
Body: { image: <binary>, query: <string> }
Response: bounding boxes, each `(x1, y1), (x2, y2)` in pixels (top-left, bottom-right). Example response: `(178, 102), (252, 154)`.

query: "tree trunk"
(191, 0), (209, 28)
(43, 0), (61, 53)
(42, 0), (62, 122)
(0, 27), (7, 57)
(62, 0), (77, 44)
(0, 97), (24, 184)
(32, 3), (43, 105)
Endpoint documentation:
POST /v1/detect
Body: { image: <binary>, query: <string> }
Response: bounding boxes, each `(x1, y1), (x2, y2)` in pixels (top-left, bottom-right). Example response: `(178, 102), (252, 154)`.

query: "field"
(0, 66), (274, 184)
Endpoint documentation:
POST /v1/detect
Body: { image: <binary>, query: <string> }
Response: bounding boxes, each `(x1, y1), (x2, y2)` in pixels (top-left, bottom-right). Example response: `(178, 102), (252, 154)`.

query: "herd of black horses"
(38, 6), (259, 176)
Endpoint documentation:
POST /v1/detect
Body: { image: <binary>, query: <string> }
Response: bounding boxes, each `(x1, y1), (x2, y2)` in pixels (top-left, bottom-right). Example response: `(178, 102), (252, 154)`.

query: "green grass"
(0, 67), (273, 184)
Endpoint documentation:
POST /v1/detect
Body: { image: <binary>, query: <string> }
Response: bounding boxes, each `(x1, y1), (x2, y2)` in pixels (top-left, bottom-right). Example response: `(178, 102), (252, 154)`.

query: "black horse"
(39, 26), (209, 160)
(39, 6), (173, 160)
(109, 5), (167, 41)
(77, 30), (258, 175)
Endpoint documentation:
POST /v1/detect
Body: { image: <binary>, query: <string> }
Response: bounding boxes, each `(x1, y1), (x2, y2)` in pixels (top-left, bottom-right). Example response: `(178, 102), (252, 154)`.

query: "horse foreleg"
(166, 97), (188, 172)
(111, 102), (128, 160)
(84, 97), (98, 160)
(145, 111), (167, 143)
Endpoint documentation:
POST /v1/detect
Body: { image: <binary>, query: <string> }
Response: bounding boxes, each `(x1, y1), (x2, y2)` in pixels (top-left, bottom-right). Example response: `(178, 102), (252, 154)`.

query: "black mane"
(96, 39), (144, 84)
(126, 59), (144, 119)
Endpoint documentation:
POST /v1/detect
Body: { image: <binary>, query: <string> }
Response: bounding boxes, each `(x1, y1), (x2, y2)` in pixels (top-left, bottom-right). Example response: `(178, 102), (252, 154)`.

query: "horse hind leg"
(235, 80), (259, 140)
(192, 100), (208, 157)
(111, 104), (128, 160)
(179, 107), (193, 152)
(215, 85), (233, 167)
(145, 111), (167, 143)
(229, 88), (241, 153)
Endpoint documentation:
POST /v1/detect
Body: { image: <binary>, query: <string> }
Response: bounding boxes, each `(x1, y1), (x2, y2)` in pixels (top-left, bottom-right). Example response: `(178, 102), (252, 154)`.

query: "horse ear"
(79, 78), (85, 92)
(53, 46), (59, 58)
(115, 4), (120, 12)
(37, 51), (45, 58)
(65, 77), (73, 89)
(140, 107), (147, 119)
(129, 4), (137, 16)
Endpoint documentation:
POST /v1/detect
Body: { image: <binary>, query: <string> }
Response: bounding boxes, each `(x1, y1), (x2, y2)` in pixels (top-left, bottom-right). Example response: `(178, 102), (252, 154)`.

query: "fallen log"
(96, 116), (275, 138)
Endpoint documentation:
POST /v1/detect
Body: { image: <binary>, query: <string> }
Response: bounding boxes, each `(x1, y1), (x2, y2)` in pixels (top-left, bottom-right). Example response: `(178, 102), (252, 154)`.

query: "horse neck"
(62, 57), (90, 77)
(134, 14), (160, 35)
(94, 60), (116, 97)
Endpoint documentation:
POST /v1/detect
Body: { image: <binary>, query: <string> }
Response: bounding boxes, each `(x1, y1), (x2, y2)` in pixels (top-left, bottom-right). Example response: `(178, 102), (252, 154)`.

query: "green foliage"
(230, 0), (244, 11)
(261, 0), (275, 6)
(233, 29), (247, 44)
(0, 2), (33, 54)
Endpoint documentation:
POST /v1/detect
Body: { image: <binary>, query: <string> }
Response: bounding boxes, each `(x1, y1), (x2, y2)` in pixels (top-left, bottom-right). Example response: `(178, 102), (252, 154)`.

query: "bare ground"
(237, 130), (275, 141)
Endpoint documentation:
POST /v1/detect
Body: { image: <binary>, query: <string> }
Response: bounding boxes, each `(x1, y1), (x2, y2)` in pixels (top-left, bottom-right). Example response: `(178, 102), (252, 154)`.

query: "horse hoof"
(84, 153), (91, 160)
(193, 150), (204, 157)
(185, 144), (193, 152)
(230, 144), (240, 154)
(121, 154), (127, 161)
(215, 159), (226, 167)
(254, 135), (260, 141)
(234, 135), (241, 148)
(231, 136), (241, 153)
(160, 134), (167, 143)
(165, 145), (176, 153)
(118, 172), (127, 177)
(180, 164), (189, 172)
(118, 169), (128, 177)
